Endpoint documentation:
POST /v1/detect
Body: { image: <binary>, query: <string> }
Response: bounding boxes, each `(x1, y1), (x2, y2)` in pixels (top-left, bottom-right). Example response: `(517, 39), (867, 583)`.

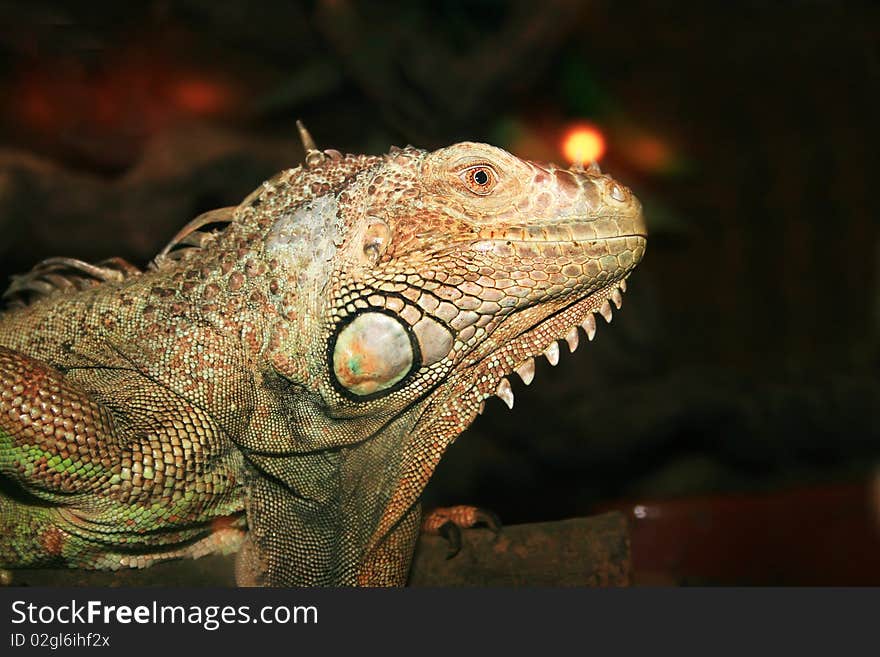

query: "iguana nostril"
(609, 182), (626, 202)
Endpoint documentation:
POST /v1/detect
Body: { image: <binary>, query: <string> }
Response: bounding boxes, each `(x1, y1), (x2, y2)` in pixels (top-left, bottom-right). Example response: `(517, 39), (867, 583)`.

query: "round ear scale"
(330, 311), (419, 399)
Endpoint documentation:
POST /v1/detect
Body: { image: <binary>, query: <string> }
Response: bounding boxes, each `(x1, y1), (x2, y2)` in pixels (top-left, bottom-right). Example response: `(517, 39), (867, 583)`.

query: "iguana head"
(231, 134), (645, 583)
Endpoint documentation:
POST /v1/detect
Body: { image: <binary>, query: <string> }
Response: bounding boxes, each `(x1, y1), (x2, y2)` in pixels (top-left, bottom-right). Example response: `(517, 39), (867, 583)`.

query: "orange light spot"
(562, 125), (606, 165)
(19, 86), (56, 129)
(172, 79), (229, 114)
(630, 135), (673, 171)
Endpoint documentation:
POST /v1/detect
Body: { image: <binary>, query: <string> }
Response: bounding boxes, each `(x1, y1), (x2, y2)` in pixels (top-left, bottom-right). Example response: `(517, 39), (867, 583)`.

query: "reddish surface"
(602, 479), (880, 585)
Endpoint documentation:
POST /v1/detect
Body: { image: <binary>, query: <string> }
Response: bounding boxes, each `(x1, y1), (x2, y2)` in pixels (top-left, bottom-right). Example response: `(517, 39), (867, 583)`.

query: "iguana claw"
(422, 506), (502, 559)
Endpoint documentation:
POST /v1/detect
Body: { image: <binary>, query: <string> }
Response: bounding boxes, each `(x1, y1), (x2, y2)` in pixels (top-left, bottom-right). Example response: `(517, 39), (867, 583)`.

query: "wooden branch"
(3, 512), (630, 587)
(409, 511), (631, 587)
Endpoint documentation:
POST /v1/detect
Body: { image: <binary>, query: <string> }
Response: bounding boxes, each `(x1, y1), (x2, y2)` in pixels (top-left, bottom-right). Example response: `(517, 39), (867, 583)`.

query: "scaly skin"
(0, 135), (646, 585)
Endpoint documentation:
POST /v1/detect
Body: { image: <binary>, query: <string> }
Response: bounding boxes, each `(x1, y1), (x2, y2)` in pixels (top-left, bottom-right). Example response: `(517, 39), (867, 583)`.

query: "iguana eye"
(460, 165), (498, 195)
(330, 312), (416, 398)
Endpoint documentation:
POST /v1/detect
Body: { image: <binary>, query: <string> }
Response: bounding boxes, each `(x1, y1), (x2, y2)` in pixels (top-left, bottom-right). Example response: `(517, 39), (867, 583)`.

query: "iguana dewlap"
(0, 127), (646, 585)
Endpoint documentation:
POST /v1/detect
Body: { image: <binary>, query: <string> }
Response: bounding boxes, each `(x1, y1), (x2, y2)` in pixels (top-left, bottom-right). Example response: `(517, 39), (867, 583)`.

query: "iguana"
(0, 125), (646, 585)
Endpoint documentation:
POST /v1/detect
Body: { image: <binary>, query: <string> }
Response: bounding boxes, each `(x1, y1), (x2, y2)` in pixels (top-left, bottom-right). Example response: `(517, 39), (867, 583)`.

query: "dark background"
(1, 1), (878, 583)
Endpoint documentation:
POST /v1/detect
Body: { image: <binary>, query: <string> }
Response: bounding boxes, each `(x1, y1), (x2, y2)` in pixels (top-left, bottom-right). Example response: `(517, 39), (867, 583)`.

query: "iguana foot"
(421, 506), (501, 559)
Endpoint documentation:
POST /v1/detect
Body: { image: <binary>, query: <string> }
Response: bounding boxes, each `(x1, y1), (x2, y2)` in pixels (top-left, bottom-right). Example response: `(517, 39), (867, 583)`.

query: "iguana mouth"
(466, 265), (638, 414)
(460, 215), (646, 412)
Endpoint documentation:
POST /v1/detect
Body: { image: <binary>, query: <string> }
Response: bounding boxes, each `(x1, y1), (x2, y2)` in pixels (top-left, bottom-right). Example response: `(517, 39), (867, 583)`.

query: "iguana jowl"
(0, 127), (646, 585)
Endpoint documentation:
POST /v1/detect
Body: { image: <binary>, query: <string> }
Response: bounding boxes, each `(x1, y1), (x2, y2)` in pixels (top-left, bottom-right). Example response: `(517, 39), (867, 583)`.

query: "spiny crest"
(1, 206), (238, 309)
(149, 206), (236, 271)
(297, 120), (326, 168)
(1, 257), (141, 309)
(1, 123), (415, 311)
(297, 119), (419, 168)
